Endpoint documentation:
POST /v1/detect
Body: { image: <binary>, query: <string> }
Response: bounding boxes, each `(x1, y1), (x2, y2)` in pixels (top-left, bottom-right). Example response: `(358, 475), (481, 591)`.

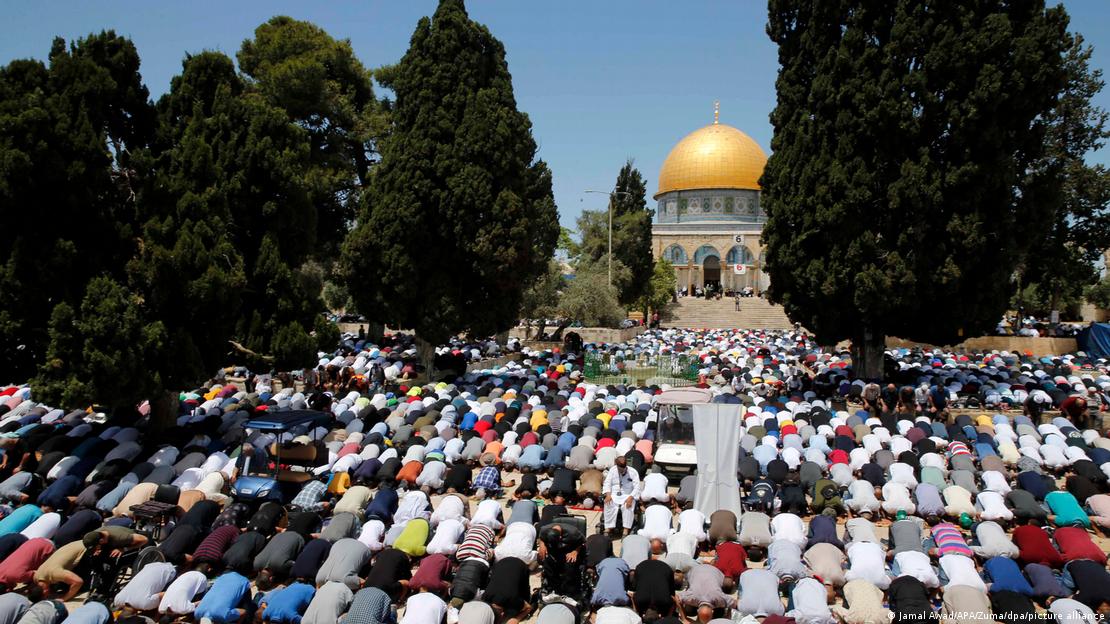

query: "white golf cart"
(652, 387), (713, 479)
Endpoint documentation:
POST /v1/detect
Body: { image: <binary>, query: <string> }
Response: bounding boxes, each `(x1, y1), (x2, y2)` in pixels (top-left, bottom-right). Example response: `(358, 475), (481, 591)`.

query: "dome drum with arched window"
(651, 109), (771, 294)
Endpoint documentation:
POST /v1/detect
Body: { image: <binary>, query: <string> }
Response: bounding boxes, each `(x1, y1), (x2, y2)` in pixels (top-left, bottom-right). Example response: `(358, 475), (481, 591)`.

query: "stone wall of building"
(651, 228), (767, 293)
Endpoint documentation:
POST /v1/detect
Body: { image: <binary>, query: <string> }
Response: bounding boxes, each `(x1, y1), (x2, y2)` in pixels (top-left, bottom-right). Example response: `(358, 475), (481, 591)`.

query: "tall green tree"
(1020, 33), (1110, 313)
(576, 162), (653, 306)
(136, 50), (318, 381)
(556, 269), (624, 334)
(641, 258), (678, 318)
(519, 260), (565, 339)
(341, 0), (558, 362)
(35, 277), (165, 409)
(0, 32), (153, 381)
(762, 0), (1068, 377)
(239, 16), (385, 256)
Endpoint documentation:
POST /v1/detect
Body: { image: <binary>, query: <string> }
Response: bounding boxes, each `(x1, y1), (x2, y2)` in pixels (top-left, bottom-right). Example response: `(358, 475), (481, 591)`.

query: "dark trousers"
(542, 549), (585, 598)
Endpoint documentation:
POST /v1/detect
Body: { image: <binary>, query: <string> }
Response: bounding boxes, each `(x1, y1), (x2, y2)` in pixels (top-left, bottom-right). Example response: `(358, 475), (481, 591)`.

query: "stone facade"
(652, 188), (768, 294)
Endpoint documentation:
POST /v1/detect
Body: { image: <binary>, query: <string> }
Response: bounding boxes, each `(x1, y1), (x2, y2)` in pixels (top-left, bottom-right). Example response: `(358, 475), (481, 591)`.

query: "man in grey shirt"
(507, 499), (539, 526)
(679, 563), (735, 620)
(620, 534), (651, 569)
(844, 518), (880, 545)
(970, 521), (1019, 559)
(565, 445), (595, 471)
(320, 512), (360, 543)
(315, 538), (370, 590)
(302, 581), (353, 624)
(674, 475), (698, 508)
(738, 512), (772, 549)
(735, 568), (784, 617)
(888, 518), (926, 557)
(254, 530), (305, 578)
(768, 540), (808, 582)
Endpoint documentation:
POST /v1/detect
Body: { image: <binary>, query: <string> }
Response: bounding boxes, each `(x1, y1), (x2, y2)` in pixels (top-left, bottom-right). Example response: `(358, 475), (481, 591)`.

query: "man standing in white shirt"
(603, 456), (641, 535)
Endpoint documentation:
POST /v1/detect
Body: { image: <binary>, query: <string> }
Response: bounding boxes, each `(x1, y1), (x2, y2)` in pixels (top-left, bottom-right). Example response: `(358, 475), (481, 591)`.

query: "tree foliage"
(239, 16), (385, 256)
(576, 161), (653, 306)
(641, 258), (678, 316)
(136, 50), (320, 381)
(1020, 33), (1110, 309)
(2, 24), (363, 407)
(0, 32), (153, 381)
(1086, 273), (1110, 311)
(36, 277), (165, 409)
(341, 0), (559, 345)
(558, 270), (623, 329)
(519, 261), (565, 338)
(763, 0), (1068, 375)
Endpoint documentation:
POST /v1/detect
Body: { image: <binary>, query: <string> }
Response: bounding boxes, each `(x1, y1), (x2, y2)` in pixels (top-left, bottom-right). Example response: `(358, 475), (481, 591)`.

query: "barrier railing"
(582, 352), (700, 386)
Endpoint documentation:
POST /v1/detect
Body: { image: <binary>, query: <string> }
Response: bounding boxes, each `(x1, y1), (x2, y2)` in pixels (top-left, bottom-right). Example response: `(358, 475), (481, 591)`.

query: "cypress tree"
(0, 32), (153, 381)
(342, 0), (558, 361)
(762, 0), (1068, 376)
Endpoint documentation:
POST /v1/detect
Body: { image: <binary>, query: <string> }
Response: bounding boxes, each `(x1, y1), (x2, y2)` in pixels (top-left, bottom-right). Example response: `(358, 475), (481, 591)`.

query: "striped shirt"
(947, 441), (971, 457)
(192, 525), (241, 563)
(931, 523), (973, 558)
(456, 524), (496, 562)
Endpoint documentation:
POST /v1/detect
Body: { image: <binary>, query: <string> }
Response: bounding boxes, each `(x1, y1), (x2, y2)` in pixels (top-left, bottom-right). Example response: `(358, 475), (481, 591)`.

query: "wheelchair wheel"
(132, 545), (165, 576)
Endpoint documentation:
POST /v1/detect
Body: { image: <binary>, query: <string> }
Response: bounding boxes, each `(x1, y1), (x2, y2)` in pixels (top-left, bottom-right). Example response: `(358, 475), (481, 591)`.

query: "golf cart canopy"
(244, 409), (330, 431)
(654, 387), (713, 406)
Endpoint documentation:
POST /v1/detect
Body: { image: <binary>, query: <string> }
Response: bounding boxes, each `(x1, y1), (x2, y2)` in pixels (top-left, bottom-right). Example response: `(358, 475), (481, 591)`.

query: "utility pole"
(584, 188), (633, 288)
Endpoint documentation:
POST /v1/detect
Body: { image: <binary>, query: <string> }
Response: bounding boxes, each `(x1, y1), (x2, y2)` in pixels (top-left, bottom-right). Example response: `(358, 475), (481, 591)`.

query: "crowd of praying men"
(0, 328), (1107, 624)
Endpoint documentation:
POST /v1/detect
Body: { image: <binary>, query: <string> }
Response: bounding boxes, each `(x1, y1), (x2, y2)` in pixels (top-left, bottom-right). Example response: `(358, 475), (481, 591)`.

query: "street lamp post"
(584, 188), (632, 287)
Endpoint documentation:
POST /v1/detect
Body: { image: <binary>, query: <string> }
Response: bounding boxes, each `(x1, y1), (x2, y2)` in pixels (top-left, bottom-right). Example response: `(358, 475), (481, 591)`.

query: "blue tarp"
(1077, 322), (1110, 359)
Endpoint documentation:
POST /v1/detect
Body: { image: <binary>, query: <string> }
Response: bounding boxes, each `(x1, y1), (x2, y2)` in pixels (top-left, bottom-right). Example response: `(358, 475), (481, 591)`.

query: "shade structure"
(692, 403), (743, 518)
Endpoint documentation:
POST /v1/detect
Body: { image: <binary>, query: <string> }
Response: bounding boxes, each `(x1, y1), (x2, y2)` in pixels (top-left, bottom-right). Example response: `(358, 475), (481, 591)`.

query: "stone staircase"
(663, 295), (795, 330)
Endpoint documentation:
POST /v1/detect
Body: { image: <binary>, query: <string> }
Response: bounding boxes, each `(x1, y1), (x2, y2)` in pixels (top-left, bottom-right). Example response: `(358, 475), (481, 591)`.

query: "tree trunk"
(149, 390), (179, 434)
(415, 334), (436, 383)
(495, 330), (510, 346)
(851, 326), (885, 380)
(551, 321), (572, 342)
(366, 322), (385, 344)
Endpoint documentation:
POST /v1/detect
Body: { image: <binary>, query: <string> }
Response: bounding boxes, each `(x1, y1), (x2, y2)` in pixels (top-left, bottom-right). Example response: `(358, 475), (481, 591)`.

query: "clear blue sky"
(3, 1), (1108, 230)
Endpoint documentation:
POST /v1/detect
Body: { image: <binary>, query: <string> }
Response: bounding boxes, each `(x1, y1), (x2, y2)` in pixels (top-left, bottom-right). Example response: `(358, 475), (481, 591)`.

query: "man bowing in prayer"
(603, 456), (641, 536)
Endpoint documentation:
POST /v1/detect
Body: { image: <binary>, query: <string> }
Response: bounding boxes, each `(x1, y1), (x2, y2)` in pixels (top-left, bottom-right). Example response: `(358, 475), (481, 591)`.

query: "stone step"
(662, 296), (795, 330)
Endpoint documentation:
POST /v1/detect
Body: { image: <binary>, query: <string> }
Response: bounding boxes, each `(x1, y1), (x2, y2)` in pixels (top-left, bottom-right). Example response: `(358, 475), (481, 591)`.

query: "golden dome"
(655, 122), (768, 198)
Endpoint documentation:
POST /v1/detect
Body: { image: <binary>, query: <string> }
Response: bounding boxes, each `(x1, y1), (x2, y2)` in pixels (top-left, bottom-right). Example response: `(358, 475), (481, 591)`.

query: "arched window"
(726, 245), (755, 265)
(693, 245), (720, 265)
(662, 244), (688, 265)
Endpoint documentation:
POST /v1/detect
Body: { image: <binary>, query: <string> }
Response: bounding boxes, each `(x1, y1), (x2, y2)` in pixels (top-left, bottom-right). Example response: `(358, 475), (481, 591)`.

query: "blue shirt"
(0, 505), (42, 536)
(984, 557), (1033, 596)
(518, 446), (545, 469)
(195, 572), (251, 623)
(543, 446), (567, 468)
(1024, 563), (1069, 600)
(366, 488), (398, 522)
(263, 582), (316, 624)
(1045, 492), (1089, 528)
(591, 557), (631, 607)
(60, 602), (109, 624)
(96, 482), (134, 514)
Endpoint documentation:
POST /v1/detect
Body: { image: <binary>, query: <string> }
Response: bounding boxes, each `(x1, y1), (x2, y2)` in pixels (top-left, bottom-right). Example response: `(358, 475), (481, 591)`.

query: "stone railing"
(510, 325), (646, 345)
(885, 336), (1077, 356)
